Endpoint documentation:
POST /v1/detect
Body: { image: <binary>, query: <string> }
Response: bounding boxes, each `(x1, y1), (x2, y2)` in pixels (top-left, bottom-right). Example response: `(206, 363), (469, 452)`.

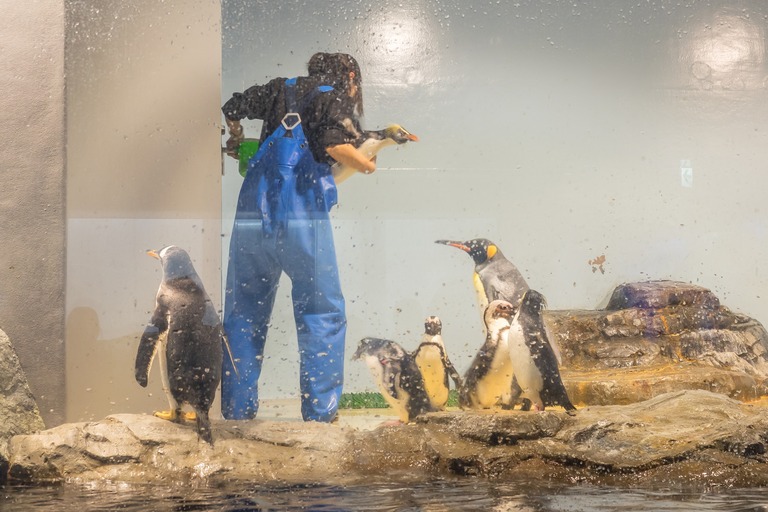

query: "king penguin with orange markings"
(435, 238), (529, 315)
(135, 245), (224, 444)
(437, 238), (531, 410)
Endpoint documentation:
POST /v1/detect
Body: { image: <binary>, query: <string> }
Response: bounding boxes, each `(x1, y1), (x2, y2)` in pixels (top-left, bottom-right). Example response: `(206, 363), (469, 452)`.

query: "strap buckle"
(281, 112), (301, 131)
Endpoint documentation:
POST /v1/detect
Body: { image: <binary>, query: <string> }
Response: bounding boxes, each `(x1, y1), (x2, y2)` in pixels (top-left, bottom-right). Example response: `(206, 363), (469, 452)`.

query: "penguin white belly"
(475, 337), (514, 408)
(414, 347), (449, 408)
(506, 322), (545, 407)
(362, 355), (410, 422)
(157, 330), (179, 412)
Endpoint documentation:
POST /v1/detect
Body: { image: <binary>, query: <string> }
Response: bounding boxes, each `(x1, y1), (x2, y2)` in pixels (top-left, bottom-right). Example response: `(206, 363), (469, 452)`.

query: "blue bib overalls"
(222, 78), (346, 422)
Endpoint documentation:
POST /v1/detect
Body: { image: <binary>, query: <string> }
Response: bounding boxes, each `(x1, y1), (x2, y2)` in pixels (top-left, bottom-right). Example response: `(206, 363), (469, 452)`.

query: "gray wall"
(222, 1), (768, 398)
(0, 0), (66, 427)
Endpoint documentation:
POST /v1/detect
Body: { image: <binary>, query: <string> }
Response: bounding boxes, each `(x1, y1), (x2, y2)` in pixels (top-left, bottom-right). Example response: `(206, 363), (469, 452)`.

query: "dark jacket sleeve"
(315, 95), (363, 150)
(222, 77), (285, 121)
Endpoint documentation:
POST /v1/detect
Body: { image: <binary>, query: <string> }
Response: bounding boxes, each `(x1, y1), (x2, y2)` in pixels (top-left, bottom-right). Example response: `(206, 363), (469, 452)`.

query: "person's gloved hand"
(225, 124), (244, 160)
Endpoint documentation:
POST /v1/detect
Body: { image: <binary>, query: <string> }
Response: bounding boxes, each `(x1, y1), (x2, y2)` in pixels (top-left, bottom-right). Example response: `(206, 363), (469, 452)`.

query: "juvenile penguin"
(458, 301), (522, 410)
(412, 316), (463, 410)
(352, 337), (436, 423)
(332, 124), (419, 184)
(506, 290), (576, 414)
(135, 246), (223, 444)
(435, 238), (529, 315)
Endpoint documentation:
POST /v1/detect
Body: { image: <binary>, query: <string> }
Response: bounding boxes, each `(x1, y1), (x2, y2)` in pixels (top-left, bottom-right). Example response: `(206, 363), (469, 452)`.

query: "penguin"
(332, 124), (419, 184)
(505, 290), (576, 414)
(411, 316), (463, 410)
(352, 337), (436, 423)
(434, 238), (529, 315)
(435, 237), (562, 364)
(458, 301), (525, 410)
(134, 245), (224, 444)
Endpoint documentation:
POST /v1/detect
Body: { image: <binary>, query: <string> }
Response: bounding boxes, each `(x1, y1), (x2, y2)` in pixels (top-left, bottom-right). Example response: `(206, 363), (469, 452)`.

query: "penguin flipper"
(444, 358), (463, 390)
(135, 318), (167, 387)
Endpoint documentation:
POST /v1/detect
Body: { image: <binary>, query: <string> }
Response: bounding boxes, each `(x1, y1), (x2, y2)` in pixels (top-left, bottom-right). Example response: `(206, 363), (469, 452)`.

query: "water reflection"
(680, 6), (766, 91)
(4, 479), (768, 511)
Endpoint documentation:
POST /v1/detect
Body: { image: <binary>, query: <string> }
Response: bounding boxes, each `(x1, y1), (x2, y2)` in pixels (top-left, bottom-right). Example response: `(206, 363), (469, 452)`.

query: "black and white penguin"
(458, 301), (522, 410)
(505, 290), (576, 414)
(435, 238), (529, 315)
(135, 245), (224, 444)
(435, 238), (562, 364)
(352, 337), (436, 423)
(332, 124), (419, 184)
(411, 316), (462, 410)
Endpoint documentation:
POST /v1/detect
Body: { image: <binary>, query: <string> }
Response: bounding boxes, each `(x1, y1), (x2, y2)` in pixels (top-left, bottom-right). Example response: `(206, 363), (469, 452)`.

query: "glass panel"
(221, 0), (768, 403)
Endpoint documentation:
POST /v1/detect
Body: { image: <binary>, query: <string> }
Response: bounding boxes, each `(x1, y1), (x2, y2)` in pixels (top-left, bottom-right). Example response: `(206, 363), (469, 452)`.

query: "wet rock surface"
(0, 328), (46, 483)
(546, 280), (768, 404)
(8, 390), (768, 490)
(6, 281), (768, 490)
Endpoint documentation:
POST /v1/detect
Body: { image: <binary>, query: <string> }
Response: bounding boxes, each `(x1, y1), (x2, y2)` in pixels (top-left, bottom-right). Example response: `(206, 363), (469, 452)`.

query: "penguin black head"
(147, 245), (198, 281)
(352, 337), (407, 363)
(435, 238), (501, 266)
(424, 316), (442, 336)
(373, 124), (419, 145)
(520, 289), (547, 315)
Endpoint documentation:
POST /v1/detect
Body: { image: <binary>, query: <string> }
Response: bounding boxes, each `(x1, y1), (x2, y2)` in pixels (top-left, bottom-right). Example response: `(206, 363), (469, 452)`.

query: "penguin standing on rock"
(332, 124), (419, 184)
(505, 290), (576, 414)
(435, 238), (529, 315)
(458, 301), (524, 410)
(352, 337), (436, 423)
(135, 246), (224, 444)
(412, 316), (462, 410)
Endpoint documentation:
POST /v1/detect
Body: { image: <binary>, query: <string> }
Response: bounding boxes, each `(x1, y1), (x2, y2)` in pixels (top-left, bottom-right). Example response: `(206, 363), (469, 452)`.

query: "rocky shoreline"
(5, 390), (768, 489)
(4, 281), (768, 489)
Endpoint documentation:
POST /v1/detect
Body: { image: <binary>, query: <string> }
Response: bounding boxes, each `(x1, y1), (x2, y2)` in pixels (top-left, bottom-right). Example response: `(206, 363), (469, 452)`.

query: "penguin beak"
(406, 132), (419, 142)
(147, 250), (160, 260)
(435, 240), (470, 253)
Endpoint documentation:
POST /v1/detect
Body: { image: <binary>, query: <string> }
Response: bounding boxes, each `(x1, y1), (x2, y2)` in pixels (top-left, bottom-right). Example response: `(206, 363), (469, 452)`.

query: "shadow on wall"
(65, 307), (174, 422)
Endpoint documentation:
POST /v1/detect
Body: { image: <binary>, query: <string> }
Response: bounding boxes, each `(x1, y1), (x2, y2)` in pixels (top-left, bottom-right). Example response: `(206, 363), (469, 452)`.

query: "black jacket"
(223, 75), (362, 164)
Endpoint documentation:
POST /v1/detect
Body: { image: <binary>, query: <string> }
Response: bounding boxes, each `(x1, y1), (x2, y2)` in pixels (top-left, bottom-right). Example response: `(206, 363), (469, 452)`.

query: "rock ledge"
(8, 390), (768, 490)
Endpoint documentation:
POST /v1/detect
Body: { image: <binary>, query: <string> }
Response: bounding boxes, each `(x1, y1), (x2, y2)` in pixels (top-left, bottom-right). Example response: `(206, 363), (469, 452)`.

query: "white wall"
(66, 0), (222, 422)
(222, 1), (768, 397)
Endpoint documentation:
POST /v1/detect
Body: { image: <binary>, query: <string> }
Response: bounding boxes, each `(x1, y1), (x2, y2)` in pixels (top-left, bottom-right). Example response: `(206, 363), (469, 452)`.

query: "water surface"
(4, 478), (768, 511)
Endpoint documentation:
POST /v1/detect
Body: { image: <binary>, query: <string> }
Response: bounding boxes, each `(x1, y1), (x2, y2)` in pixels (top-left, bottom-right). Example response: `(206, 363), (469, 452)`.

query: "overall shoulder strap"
(281, 78), (334, 133)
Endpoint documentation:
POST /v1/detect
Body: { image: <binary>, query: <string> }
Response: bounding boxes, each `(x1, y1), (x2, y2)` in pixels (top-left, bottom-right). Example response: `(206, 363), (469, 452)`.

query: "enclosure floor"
(258, 399), (398, 430)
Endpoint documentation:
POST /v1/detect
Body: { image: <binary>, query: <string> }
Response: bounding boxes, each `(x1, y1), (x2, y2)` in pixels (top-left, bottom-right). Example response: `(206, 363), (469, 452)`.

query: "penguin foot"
(153, 410), (196, 422)
(153, 410), (177, 421)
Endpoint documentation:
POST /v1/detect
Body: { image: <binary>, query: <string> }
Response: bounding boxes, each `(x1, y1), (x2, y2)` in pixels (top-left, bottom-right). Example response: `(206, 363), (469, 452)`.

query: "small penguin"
(332, 124), (419, 184)
(435, 238), (529, 315)
(458, 301), (523, 410)
(505, 291), (576, 414)
(352, 337), (436, 423)
(135, 246), (224, 444)
(412, 316), (463, 410)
